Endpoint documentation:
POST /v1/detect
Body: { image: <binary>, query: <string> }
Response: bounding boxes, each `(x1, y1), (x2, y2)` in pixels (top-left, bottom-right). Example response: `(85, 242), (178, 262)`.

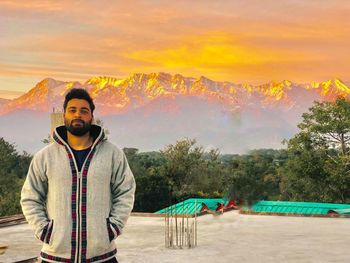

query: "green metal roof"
(328, 208), (350, 215)
(154, 198), (228, 215)
(244, 201), (350, 215)
(156, 199), (350, 215)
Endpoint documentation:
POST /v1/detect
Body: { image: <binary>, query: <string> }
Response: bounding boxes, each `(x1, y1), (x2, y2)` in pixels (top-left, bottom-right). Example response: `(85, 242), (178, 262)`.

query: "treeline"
(0, 138), (31, 216)
(0, 97), (349, 216)
(128, 97), (350, 211)
(128, 143), (288, 212)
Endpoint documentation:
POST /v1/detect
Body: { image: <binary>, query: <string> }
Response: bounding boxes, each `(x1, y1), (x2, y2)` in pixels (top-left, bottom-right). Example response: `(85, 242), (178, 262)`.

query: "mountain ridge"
(1, 73), (349, 154)
(0, 73), (349, 116)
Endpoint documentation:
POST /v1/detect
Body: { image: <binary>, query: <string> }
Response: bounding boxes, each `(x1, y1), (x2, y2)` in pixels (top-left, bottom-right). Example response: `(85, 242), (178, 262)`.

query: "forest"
(1, 97), (349, 216)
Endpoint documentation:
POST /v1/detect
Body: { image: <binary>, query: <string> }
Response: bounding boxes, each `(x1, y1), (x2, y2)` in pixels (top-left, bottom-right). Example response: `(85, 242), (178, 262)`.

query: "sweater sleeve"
(20, 151), (50, 242)
(108, 150), (136, 238)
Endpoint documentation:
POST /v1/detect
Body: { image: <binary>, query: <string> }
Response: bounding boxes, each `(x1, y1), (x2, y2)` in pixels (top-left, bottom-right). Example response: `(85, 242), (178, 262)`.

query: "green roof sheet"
(329, 208), (350, 215)
(244, 201), (350, 215)
(154, 198), (229, 215)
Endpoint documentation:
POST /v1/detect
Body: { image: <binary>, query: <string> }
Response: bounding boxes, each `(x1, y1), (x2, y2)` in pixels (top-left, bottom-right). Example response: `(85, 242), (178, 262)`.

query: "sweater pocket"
(106, 218), (114, 242)
(106, 218), (118, 242)
(40, 219), (54, 245)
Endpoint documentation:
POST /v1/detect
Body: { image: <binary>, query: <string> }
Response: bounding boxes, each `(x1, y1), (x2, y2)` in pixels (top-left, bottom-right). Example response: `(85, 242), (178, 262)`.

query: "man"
(21, 88), (136, 263)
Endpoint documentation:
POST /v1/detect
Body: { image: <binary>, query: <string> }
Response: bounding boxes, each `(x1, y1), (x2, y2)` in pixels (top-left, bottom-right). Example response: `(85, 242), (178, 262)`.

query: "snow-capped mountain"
(0, 73), (349, 154)
(1, 73), (348, 116)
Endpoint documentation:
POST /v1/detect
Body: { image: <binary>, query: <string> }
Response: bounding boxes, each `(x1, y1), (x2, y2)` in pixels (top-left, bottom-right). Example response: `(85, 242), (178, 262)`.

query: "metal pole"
(195, 200), (197, 247)
(168, 208), (171, 248)
(170, 205), (173, 247)
(175, 208), (178, 247)
(191, 220), (194, 248)
(186, 207), (189, 248)
(167, 207), (170, 248)
(164, 202), (198, 250)
(179, 222), (182, 249)
(164, 208), (167, 248)
(182, 201), (185, 247)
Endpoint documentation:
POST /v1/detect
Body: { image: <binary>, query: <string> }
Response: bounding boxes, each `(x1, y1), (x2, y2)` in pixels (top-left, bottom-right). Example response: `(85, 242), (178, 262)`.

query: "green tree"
(224, 149), (284, 206)
(122, 148), (170, 212)
(188, 148), (226, 196)
(280, 97), (350, 203)
(160, 138), (204, 195)
(279, 133), (330, 201)
(42, 133), (51, 145)
(133, 173), (171, 212)
(123, 148), (146, 177)
(0, 138), (32, 216)
(159, 138), (227, 202)
(299, 97), (350, 155)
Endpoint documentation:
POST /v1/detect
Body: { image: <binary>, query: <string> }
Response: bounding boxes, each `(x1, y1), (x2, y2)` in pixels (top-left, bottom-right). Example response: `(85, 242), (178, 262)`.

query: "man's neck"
(67, 131), (93, 150)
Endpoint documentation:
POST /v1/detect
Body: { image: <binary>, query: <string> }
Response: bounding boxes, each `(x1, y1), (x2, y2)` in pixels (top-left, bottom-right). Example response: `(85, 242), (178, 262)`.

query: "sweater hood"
(53, 125), (106, 147)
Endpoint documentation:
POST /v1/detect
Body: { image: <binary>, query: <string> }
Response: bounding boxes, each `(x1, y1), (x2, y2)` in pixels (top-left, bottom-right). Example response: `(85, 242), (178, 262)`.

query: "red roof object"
(200, 203), (210, 213)
(216, 203), (225, 212)
(224, 200), (239, 211)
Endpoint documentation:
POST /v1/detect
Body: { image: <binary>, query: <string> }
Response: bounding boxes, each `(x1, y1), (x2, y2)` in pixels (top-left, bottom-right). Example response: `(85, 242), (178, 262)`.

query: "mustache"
(71, 119), (85, 124)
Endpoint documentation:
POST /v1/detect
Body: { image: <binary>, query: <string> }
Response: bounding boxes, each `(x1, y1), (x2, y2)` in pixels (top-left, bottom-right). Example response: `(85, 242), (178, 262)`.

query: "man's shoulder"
(99, 140), (123, 154)
(33, 142), (61, 159)
(98, 141), (127, 163)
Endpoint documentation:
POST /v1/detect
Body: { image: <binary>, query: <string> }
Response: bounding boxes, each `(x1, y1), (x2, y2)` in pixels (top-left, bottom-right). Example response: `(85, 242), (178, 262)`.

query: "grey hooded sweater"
(21, 125), (136, 263)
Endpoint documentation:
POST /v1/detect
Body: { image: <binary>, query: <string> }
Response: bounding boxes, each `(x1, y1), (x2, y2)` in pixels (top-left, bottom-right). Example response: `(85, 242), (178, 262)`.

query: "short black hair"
(63, 88), (95, 113)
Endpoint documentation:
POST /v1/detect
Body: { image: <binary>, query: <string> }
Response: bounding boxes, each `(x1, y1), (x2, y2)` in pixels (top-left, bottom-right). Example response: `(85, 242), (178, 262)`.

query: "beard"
(65, 119), (92, 136)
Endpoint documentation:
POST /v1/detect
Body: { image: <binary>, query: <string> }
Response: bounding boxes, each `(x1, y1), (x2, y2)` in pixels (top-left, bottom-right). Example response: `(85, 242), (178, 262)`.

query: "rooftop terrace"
(1, 210), (349, 262)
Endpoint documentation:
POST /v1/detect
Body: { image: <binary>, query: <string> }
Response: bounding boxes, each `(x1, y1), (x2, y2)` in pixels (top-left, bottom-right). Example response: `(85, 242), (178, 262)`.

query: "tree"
(42, 133), (51, 145)
(122, 148), (170, 212)
(133, 174), (171, 212)
(160, 138), (227, 202)
(298, 97), (350, 155)
(279, 133), (330, 202)
(224, 149), (284, 206)
(160, 138), (204, 195)
(280, 97), (350, 203)
(0, 138), (32, 216)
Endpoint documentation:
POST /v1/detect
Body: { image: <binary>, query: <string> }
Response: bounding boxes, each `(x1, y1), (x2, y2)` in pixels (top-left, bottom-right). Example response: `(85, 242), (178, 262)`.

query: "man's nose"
(74, 111), (82, 118)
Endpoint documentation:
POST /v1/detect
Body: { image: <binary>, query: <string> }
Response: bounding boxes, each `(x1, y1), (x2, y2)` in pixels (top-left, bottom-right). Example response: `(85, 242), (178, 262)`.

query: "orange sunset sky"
(0, 0), (349, 98)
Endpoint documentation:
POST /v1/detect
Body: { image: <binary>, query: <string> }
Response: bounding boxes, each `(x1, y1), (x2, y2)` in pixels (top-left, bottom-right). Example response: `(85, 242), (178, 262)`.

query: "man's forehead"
(66, 99), (91, 109)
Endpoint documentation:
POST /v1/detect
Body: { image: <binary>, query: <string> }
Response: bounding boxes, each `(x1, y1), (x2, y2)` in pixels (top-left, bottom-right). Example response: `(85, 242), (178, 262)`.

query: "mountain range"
(0, 72), (349, 154)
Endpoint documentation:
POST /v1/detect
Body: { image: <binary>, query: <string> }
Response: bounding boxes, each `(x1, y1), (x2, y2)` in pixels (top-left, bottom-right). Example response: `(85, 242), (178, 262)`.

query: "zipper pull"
(78, 172), (81, 179)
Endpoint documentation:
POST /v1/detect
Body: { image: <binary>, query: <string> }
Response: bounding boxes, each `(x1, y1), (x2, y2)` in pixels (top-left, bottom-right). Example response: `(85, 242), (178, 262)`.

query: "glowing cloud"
(0, 1), (349, 92)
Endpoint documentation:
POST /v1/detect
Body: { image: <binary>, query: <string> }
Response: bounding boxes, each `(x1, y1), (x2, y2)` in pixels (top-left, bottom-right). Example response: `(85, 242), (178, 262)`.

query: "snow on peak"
(0, 74), (349, 116)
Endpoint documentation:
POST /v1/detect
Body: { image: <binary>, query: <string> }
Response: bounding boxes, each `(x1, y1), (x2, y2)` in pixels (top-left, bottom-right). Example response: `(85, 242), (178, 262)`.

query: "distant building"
(50, 108), (64, 135)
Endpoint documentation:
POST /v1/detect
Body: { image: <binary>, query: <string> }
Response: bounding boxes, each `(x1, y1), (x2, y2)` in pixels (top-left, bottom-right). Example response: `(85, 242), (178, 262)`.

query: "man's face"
(64, 99), (93, 136)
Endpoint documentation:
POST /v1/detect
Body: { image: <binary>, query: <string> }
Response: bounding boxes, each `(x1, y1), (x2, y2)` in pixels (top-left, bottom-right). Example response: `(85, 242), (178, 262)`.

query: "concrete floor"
(1, 211), (349, 263)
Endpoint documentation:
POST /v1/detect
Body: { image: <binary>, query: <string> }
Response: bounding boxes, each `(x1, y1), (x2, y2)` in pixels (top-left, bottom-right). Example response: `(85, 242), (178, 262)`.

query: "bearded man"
(21, 88), (135, 263)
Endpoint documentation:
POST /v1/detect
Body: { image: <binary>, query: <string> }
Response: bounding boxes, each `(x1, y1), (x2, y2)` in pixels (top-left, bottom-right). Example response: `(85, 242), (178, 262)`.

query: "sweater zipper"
(56, 131), (102, 263)
(77, 171), (81, 263)
(65, 147), (81, 263)
(75, 146), (98, 263)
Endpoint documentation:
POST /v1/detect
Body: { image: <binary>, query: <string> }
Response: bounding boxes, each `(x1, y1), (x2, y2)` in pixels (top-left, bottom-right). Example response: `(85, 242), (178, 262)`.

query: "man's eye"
(81, 110), (88, 114)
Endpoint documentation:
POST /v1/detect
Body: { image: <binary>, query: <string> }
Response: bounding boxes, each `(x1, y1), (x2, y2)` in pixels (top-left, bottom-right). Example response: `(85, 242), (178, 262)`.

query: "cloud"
(0, 0), (349, 90)
(122, 32), (333, 83)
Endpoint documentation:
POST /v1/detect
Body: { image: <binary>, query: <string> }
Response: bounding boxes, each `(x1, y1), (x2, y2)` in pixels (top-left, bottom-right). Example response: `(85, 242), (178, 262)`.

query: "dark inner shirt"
(71, 147), (91, 172)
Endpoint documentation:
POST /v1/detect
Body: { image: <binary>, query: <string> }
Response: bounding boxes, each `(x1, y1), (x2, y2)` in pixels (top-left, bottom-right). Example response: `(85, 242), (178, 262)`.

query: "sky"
(1, 0), (350, 98)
